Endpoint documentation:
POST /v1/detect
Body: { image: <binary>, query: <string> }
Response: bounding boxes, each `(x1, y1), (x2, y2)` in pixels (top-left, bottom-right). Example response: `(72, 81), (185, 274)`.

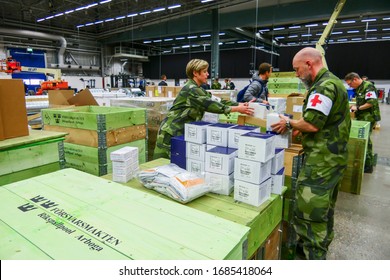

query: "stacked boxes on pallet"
(42, 106), (146, 176)
(110, 97), (175, 161)
(340, 120), (371, 194)
(268, 72), (306, 95)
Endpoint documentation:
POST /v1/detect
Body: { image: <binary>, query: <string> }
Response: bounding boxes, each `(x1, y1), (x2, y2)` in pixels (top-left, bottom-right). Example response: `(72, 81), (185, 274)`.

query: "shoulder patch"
(365, 91), (377, 99)
(306, 93), (333, 116)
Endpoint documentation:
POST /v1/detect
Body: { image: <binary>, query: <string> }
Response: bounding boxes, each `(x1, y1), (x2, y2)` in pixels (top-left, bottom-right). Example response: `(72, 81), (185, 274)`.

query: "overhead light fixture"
(383, 28), (390, 31)
(341, 20), (356, 24)
(351, 38), (362, 41)
(305, 24), (318, 27)
(331, 31), (343, 35)
(289, 26), (301, 29)
(164, 38), (174, 41)
(188, 36), (198, 39)
(301, 34), (312, 37)
(127, 13), (137, 18)
(140, 11), (151, 15)
(273, 27), (285, 31)
(361, 18), (377, 22)
(219, 32), (225, 36)
(382, 36), (390, 39)
(116, 16), (125, 20)
(337, 39), (348, 42)
(201, 0), (214, 3)
(365, 29), (377, 32)
(288, 35), (298, 38)
(259, 29), (270, 32)
(347, 30), (359, 33)
(200, 34), (211, 38)
(237, 40), (248, 43)
(383, 17), (390, 20)
(143, 41), (152, 43)
(168, 5), (181, 9)
(153, 8), (166, 12)
(176, 37), (185, 40)
(367, 37), (377, 40)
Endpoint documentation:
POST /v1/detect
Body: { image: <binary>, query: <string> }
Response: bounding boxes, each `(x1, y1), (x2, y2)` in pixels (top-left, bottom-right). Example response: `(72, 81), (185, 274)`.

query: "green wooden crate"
(64, 139), (146, 176)
(340, 138), (366, 194)
(269, 88), (306, 94)
(218, 112), (240, 124)
(267, 82), (304, 90)
(42, 106), (146, 130)
(350, 120), (370, 139)
(102, 158), (286, 259)
(0, 169), (249, 260)
(270, 72), (297, 78)
(0, 130), (66, 186)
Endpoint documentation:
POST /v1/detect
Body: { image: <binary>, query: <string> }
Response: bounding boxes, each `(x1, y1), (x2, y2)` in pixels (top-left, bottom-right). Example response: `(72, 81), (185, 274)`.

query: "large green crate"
(0, 130), (66, 186)
(0, 169), (249, 260)
(42, 106), (146, 131)
(350, 120), (370, 139)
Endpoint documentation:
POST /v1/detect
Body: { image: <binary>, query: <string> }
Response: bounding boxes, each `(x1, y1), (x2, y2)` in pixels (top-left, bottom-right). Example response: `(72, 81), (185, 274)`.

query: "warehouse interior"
(0, 0), (390, 262)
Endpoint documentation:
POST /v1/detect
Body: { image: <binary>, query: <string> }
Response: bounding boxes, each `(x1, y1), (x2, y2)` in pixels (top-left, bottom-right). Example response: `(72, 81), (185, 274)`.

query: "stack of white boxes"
(184, 121), (211, 177)
(110, 146), (139, 183)
(271, 148), (285, 195)
(234, 132), (275, 207)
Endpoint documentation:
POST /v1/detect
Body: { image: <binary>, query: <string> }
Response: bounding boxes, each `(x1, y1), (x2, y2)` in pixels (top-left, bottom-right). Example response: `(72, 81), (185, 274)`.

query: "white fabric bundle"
(137, 163), (210, 203)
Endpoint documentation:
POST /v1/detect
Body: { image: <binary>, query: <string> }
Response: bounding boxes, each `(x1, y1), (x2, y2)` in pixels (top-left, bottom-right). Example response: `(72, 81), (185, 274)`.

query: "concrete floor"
(327, 102), (390, 260)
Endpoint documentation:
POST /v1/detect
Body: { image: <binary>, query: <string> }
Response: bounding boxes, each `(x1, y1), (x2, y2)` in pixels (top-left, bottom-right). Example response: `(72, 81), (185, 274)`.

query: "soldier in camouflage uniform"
(154, 59), (253, 159)
(345, 72), (381, 173)
(272, 47), (351, 259)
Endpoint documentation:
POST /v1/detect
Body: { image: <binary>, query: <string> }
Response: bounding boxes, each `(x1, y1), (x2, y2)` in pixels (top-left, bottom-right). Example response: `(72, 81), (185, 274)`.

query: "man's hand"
(271, 114), (290, 134)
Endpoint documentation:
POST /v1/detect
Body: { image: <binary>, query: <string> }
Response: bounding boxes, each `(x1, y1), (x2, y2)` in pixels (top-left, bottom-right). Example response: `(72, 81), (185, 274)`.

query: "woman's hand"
(231, 102), (254, 115)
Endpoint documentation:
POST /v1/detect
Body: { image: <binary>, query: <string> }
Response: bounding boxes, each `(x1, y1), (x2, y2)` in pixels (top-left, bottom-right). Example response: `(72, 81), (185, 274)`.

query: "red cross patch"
(365, 91), (377, 99)
(307, 93), (332, 116)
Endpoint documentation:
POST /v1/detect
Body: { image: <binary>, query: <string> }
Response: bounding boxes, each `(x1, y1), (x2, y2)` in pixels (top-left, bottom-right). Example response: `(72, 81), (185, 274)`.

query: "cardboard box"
(234, 178), (271, 207)
(284, 144), (304, 177)
(234, 157), (271, 185)
(171, 135), (186, 169)
(48, 89), (98, 107)
(271, 167), (285, 195)
(205, 172), (234, 195)
(271, 148), (285, 174)
(184, 121), (211, 144)
(237, 132), (275, 163)
(186, 142), (207, 161)
(286, 93), (304, 120)
(205, 146), (237, 175)
(110, 146), (138, 162)
(228, 125), (260, 149)
(0, 79), (29, 140)
(186, 158), (205, 177)
(249, 102), (269, 119)
(206, 123), (236, 147)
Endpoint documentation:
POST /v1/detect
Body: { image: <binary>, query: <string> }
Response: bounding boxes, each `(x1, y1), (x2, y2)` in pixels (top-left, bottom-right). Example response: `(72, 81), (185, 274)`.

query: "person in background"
(271, 47), (351, 260)
(223, 78), (236, 90)
(211, 77), (221, 89)
(158, 74), (168, 86)
(242, 62), (272, 105)
(361, 75), (368, 81)
(344, 72), (381, 173)
(200, 80), (211, 90)
(229, 78), (236, 90)
(154, 59), (254, 159)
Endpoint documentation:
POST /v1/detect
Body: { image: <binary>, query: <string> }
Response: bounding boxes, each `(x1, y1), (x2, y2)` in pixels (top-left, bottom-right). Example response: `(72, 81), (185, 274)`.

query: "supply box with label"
(286, 93), (305, 120)
(238, 132), (275, 163)
(205, 146), (237, 175)
(184, 121), (211, 144)
(206, 123), (236, 147)
(228, 125), (260, 149)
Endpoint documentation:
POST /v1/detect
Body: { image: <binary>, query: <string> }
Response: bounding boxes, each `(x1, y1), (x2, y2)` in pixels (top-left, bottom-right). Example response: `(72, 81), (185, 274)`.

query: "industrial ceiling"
(1, 0), (390, 55)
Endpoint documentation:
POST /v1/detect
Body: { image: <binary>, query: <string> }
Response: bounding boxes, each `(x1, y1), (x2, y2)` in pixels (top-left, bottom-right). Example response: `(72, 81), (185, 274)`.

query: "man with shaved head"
(272, 47), (351, 259)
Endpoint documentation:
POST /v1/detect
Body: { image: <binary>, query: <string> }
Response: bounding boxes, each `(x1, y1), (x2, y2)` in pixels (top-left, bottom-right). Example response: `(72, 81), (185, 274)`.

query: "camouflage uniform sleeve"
(364, 83), (379, 106)
(189, 85), (232, 114)
(303, 82), (337, 130)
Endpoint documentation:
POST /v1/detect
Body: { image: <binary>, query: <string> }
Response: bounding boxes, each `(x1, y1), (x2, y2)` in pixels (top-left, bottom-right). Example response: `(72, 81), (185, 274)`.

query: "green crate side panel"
(42, 106), (146, 130)
(0, 162), (61, 186)
(0, 169), (249, 260)
(64, 139), (146, 165)
(268, 77), (300, 83)
(350, 120), (370, 140)
(282, 197), (295, 222)
(0, 130), (67, 152)
(269, 88), (306, 94)
(0, 142), (61, 176)
(218, 112), (240, 124)
(267, 83), (303, 90)
(0, 220), (52, 260)
(270, 72), (296, 78)
(64, 160), (108, 177)
(340, 138), (366, 194)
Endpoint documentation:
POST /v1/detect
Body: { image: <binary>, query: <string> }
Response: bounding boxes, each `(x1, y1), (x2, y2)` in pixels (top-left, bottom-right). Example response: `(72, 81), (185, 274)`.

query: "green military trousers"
(294, 164), (346, 260)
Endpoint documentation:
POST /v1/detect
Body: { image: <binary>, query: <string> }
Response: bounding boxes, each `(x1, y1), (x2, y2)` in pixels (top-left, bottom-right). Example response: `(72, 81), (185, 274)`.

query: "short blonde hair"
(186, 59), (209, 79)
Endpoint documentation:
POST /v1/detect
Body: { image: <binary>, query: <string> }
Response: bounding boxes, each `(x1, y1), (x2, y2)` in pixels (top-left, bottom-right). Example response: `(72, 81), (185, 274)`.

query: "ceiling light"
(153, 40), (162, 42)
(365, 29), (377, 32)
(85, 22), (94, 26)
(347, 30), (359, 33)
(188, 36), (198, 39)
(237, 40), (248, 43)
(143, 41), (152, 43)
(100, 0), (112, 4)
(201, 0), (214, 3)
(362, 18), (377, 22)
(383, 28), (390, 31)
(168, 5), (181, 9)
(218, 42), (223, 45)
(301, 34), (312, 37)
(116, 16), (125, 20)
(367, 37), (377, 40)
(105, 18), (114, 22)
(235, 27), (244, 31)
(331, 31), (343, 35)
(382, 36), (390, 39)
(182, 45), (190, 48)
(65, 10), (74, 14)
(153, 8), (166, 12)
(164, 38), (173, 41)
(94, 20), (104, 24)
(273, 27), (285, 31)
(127, 13), (137, 17)
(305, 24), (318, 27)
(259, 29), (270, 32)
(351, 38), (362, 41)
(383, 17), (390, 20)
(341, 20), (356, 24)
(200, 34), (211, 38)
(219, 32), (225, 36)
(176, 37), (185, 40)
(289, 26), (301, 29)
(337, 39), (348, 42)
(288, 35), (298, 38)
(275, 36), (285, 39)
(140, 11), (151, 15)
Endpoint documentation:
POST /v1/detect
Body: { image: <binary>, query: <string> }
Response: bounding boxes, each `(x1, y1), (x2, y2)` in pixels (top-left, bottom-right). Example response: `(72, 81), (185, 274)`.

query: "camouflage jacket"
(355, 80), (381, 123)
(301, 68), (351, 170)
(156, 79), (237, 146)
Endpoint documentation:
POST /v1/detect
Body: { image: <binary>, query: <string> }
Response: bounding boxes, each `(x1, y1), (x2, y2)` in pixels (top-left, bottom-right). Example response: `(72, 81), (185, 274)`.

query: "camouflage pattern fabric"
(295, 68), (351, 259)
(354, 80), (381, 170)
(154, 79), (237, 159)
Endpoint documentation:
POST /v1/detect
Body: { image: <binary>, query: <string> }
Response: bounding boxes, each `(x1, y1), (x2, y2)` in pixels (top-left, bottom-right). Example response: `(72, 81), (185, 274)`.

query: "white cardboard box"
(271, 148), (285, 174)
(184, 121), (211, 144)
(271, 167), (285, 195)
(186, 158), (205, 177)
(268, 97), (287, 114)
(228, 125), (260, 149)
(112, 171), (137, 183)
(249, 102), (269, 119)
(234, 178), (272, 207)
(112, 161), (139, 176)
(110, 146), (138, 162)
(237, 132), (275, 163)
(186, 142), (207, 161)
(271, 131), (292, 149)
(234, 157), (272, 185)
(205, 172), (234, 195)
(206, 123), (236, 147)
(205, 146), (238, 175)
(202, 112), (219, 123)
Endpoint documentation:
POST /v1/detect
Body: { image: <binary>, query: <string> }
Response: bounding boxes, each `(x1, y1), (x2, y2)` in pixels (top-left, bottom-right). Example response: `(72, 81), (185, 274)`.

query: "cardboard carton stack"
(234, 132), (275, 207)
(110, 146), (139, 183)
